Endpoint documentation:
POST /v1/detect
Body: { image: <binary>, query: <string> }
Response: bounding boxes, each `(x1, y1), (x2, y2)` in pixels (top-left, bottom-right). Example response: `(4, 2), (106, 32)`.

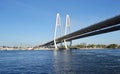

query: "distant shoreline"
(0, 48), (120, 51)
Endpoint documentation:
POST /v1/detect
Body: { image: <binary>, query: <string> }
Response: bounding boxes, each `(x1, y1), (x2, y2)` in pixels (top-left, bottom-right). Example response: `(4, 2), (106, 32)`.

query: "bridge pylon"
(64, 15), (72, 49)
(54, 13), (62, 50)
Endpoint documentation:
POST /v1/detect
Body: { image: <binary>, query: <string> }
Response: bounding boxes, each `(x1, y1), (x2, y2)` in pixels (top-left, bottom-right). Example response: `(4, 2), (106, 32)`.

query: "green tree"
(79, 43), (87, 48)
(118, 45), (120, 48)
(87, 44), (96, 48)
(107, 44), (118, 48)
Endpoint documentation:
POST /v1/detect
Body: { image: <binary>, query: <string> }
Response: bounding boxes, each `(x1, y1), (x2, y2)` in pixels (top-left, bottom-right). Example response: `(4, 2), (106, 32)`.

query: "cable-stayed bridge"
(35, 14), (120, 50)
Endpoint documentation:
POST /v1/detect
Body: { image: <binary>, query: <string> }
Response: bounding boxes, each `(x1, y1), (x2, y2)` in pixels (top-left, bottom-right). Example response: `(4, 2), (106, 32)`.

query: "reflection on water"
(53, 49), (120, 74)
(0, 49), (120, 74)
(53, 50), (73, 74)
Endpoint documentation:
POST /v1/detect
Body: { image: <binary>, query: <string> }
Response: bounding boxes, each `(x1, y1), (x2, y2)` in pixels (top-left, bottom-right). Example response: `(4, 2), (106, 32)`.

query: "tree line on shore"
(0, 46), (27, 49)
(71, 43), (120, 49)
(0, 43), (120, 49)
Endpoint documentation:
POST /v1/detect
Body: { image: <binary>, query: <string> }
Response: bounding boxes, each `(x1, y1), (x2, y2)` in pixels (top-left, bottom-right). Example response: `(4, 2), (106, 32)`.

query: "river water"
(0, 49), (120, 74)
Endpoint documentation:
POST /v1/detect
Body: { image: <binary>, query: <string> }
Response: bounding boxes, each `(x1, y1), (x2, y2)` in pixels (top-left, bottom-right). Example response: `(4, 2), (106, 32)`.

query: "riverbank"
(1, 48), (120, 51)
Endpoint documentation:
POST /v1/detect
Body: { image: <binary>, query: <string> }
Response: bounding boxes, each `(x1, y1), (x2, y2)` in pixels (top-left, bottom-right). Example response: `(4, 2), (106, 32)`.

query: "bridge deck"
(39, 15), (120, 47)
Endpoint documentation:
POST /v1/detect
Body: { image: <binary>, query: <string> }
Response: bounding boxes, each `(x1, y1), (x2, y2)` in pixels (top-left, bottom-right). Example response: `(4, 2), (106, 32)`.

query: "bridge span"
(35, 14), (120, 49)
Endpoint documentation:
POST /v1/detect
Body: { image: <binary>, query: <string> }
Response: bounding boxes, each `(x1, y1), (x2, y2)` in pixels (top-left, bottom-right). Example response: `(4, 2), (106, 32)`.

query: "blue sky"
(0, 0), (120, 46)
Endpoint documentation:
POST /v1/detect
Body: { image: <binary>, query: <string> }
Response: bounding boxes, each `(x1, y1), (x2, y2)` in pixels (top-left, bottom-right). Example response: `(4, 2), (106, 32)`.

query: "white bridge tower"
(64, 15), (72, 49)
(54, 13), (72, 49)
(54, 13), (62, 49)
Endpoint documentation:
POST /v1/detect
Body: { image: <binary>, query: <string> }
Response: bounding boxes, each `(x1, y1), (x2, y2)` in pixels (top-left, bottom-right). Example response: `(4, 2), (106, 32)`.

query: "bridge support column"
(54, 13), (62, 50)
(70, 40), (72, 47)
(54, 40), (58, 49)
(64, 15), (72, 49)
(64, 40), (68, 49)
